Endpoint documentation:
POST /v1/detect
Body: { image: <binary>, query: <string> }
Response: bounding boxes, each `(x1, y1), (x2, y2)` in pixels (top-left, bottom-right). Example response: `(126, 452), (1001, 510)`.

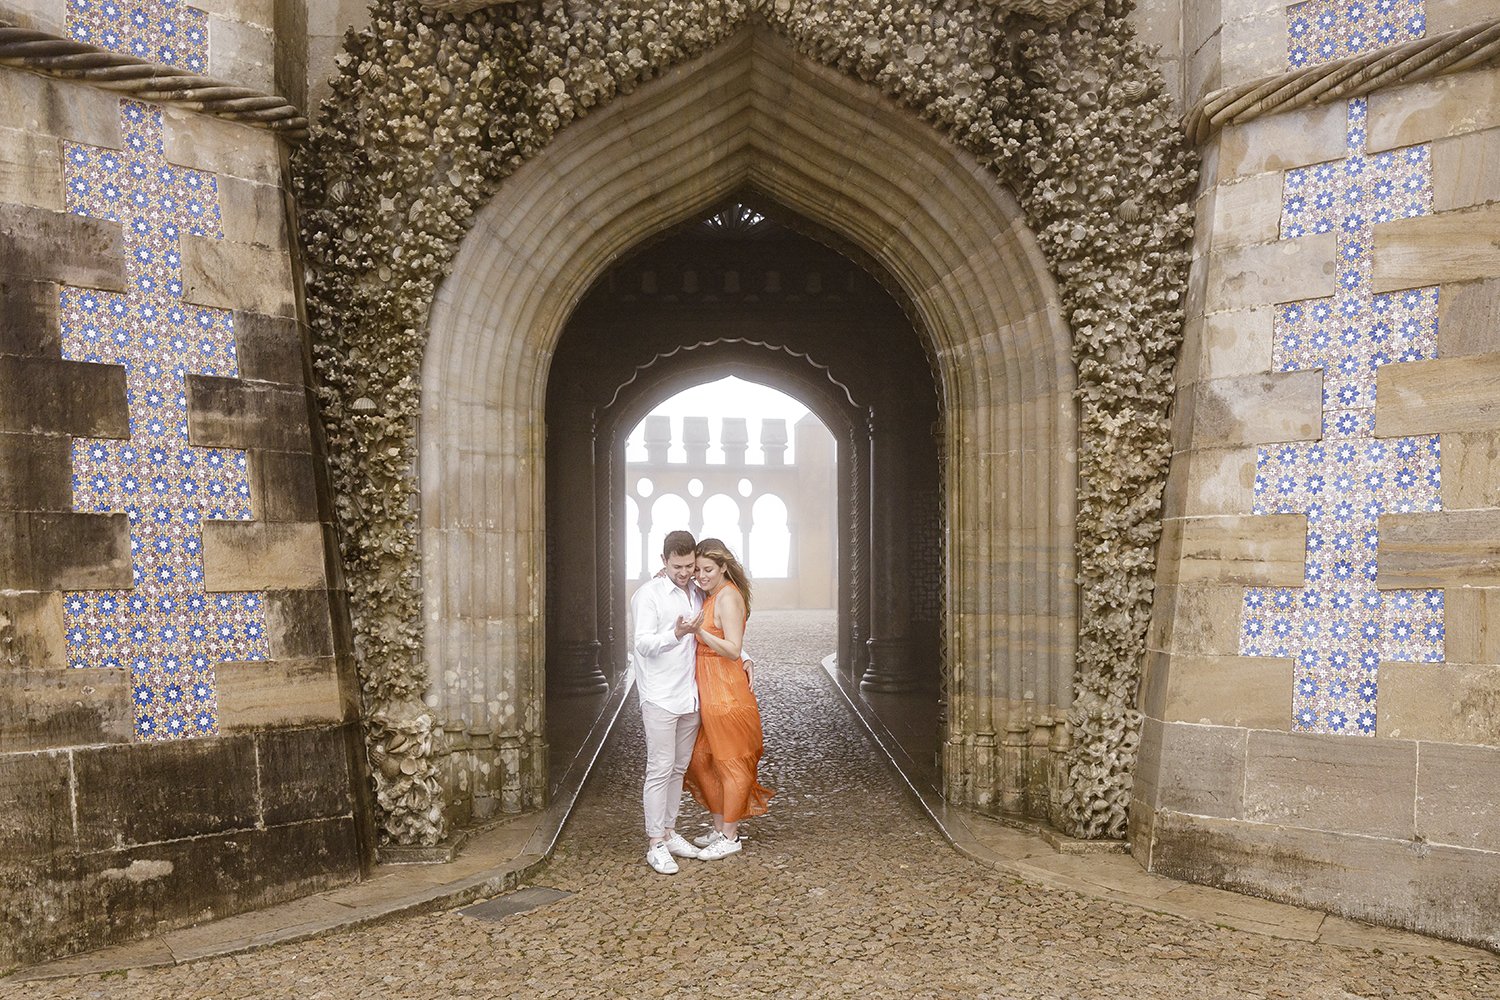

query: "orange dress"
(683, 584), (773, 823)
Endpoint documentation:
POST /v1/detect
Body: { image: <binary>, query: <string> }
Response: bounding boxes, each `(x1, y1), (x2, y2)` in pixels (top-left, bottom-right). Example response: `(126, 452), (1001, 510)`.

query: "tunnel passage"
(543, 203), (945, 717)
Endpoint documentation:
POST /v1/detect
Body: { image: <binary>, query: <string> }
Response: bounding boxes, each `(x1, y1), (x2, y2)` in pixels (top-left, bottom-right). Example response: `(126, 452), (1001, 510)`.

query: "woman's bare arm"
(697, 588), (746, 659)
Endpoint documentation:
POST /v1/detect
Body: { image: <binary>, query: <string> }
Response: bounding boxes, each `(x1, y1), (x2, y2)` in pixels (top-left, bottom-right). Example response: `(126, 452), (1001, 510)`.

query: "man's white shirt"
(630, 576), (703, 715)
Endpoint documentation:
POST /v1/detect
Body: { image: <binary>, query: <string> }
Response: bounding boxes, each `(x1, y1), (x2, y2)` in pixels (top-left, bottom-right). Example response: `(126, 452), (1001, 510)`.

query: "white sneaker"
(692, 829), (726, 849)
(646, 843), (679, 874)
(697, 836), (742, 860)
(663, 832), (701, 859)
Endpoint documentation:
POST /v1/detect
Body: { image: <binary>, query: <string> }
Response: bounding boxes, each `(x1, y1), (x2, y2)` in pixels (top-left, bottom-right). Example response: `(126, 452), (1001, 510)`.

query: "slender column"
(549, 407), (607, 695)
(862, 404), (917, 693)
(932, 416), (951, 730)
(594, 427), (617, 681)
(847, 426), (869, 679)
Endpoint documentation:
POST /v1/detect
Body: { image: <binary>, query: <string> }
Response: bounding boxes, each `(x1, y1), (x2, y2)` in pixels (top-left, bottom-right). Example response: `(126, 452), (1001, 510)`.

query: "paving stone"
(6, 611), (1498, 998)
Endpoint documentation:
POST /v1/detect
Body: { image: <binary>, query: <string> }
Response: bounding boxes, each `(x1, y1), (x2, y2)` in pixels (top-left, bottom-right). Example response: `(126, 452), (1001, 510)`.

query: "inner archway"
(545, 208), (944, 725)
(420, 27), (1077, 830)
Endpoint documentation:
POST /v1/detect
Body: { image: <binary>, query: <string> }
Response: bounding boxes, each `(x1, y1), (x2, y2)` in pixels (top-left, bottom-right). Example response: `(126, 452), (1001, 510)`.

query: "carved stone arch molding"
(297, 2), (1194, 845)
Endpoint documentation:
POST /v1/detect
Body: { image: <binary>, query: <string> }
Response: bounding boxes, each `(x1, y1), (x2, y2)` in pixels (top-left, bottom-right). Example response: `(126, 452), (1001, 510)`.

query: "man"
(630, 529), (708, 874)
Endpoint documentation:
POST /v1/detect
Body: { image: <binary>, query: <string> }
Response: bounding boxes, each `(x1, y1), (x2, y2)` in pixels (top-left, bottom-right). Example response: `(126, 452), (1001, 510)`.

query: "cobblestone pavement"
(16, 610), (1499, 999)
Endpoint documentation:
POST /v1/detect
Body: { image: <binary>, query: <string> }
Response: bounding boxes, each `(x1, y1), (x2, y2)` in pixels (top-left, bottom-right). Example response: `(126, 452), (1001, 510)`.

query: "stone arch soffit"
(600, 339), (862, 432)
(424, 26), (1075, 422)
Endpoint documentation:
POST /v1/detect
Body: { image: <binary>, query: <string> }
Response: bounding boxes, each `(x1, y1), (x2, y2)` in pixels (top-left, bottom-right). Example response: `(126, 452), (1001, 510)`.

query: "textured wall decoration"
(65, 0), (210, 73)
(297, 0), (1195, 843)
(1287, 0), (1426, 68)
(61, 97), (269, 740)
(1239, 99), (1443, 734)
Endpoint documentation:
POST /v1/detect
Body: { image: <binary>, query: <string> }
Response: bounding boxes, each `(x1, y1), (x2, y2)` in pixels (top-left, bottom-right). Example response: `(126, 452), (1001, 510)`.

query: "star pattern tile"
(1287, 0), (1427, 69)
(60, 98), (269, 742)
(66, 0), (210, 74)
(1240, 99), (1444, 736)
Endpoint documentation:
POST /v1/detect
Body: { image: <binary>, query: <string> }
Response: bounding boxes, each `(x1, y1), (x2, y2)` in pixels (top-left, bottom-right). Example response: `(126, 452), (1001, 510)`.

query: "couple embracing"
(630, 530), (773, 875)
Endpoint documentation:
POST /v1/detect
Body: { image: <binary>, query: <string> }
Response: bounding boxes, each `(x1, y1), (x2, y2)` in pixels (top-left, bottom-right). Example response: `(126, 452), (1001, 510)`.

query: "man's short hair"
(662, 530), (696, 559)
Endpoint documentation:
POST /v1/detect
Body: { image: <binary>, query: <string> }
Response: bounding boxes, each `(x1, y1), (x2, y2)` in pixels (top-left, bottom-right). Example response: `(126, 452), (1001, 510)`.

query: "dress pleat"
(683, 584), (773, 823)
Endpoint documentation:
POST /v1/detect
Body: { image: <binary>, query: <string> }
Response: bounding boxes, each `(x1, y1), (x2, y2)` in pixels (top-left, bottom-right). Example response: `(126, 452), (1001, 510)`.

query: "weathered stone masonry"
(0, 0), (366, 971)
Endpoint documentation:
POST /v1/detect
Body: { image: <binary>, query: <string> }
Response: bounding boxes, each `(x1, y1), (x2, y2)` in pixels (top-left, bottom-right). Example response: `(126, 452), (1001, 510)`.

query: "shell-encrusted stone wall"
(296, 0), (1195, 845)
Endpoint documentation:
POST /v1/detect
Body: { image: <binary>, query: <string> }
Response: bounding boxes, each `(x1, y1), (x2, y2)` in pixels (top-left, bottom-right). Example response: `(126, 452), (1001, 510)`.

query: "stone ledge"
(3, 671), (636, 981)
(1146, 809), (1500, 952)
(828, 655), (1492, 958)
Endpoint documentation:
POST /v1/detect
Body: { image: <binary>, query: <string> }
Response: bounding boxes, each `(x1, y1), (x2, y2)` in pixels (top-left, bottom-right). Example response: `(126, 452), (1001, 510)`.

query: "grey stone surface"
(0, 511), (132, 591)
(185, 376), (311, 453)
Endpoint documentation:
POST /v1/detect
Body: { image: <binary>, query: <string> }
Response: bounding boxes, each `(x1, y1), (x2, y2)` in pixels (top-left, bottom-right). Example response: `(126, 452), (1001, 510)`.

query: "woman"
(683, 538), (773, 859)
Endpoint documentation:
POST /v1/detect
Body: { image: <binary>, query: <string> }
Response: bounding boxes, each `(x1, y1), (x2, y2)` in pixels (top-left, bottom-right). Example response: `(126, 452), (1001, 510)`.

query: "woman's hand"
(743, 655), (755, 690)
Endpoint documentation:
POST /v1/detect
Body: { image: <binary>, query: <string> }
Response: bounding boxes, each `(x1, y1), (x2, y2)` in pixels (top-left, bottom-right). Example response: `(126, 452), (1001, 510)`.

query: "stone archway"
(543, 205), (945, 729)
(420, 28), (1077, 822)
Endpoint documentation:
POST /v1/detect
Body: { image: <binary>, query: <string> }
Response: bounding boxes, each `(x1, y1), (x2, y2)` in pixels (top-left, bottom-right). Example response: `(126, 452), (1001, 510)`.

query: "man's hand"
(673, 611), (703, 639)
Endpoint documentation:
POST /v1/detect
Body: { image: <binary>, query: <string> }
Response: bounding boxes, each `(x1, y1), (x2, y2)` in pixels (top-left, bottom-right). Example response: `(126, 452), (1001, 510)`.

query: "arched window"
(700, 493), (744, 560)
(749, 493), (790, 578)
(646, 494), (690, 576)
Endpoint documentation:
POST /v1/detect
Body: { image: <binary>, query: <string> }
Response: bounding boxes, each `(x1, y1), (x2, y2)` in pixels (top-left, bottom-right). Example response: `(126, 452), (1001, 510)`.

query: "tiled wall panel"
(1141, 0), (1500, 951)
(0, 1), (363, 972)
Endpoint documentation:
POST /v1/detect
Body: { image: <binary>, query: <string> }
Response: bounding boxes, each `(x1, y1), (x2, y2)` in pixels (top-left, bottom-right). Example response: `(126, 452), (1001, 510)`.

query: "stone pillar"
(682, 416), (709, 464)
(594, 429), (618, 680)
(862, 405), (917, 693)
(761, 417), (788, 466)
(1000, 719), (1030, 814)
(721, 417), (749, 465)
(548, 407), (607, 696)
(643, 414), (671, 463)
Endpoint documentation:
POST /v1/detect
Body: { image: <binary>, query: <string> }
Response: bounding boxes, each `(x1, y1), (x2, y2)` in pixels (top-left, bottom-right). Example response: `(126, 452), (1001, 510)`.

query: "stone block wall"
(0, 0), (366, 971)
(1139, 0), (1500, 951)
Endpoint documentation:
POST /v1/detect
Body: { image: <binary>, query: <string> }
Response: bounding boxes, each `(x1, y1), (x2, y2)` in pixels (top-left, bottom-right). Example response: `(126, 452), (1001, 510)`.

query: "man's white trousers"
(641, 699), (700, 839)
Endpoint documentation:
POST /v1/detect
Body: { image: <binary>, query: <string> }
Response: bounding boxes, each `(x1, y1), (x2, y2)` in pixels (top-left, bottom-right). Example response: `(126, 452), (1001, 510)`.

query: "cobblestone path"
(16, 611), (1499, 999)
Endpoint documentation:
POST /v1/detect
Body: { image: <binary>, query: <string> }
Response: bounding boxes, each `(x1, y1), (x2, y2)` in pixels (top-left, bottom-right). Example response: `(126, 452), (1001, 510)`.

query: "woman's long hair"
(695, 537), (752, 618)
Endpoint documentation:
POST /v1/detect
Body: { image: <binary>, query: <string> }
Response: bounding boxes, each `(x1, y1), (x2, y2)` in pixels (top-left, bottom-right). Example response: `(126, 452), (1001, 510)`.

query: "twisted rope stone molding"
(0, 21), (308, 140)
(1187, 16), (1500, 146)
